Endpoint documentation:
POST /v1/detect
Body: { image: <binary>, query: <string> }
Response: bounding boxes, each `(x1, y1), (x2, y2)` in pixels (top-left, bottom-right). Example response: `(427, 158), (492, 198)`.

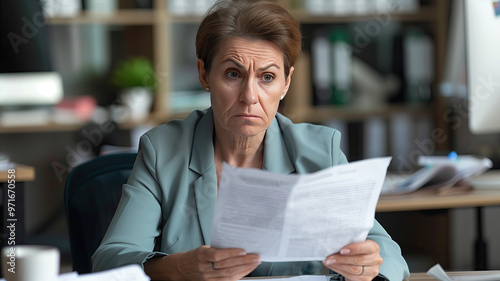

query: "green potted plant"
(111, 57), (156, 122)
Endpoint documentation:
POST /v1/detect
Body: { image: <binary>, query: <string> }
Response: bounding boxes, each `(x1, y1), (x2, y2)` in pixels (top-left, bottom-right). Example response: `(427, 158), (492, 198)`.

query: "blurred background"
(1, 0), (499, 274)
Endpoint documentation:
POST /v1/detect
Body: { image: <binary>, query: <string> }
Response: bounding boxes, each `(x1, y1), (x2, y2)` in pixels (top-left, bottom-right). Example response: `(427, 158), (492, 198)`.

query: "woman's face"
(198, 37), (294, 139)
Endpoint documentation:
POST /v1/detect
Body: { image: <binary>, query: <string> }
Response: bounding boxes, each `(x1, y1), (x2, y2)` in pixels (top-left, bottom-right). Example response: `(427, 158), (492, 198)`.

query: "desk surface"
(244, 271), (500, 280)
(0, 164), (35, 182)
(409, 270), (500, 280)
(377, 170), (500, 212)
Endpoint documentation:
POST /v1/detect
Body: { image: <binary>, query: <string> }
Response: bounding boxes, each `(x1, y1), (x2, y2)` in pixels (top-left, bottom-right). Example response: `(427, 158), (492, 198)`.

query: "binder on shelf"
(403, 28), (434, 103)
(84, 0), (118, 12)
(311, 30), (333, 105)
(304, 0), (328, 15)
(302, 0), (419, 16)
(389, 112), (414, 171)
(168, 0), (213, 15)
(330, 28), (352, 106)
(364, 116), (387, 159)
(389, 30), (406, 104)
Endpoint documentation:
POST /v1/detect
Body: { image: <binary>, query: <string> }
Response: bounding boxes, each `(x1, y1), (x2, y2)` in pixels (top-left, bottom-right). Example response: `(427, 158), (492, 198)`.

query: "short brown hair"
(195, 0), (302, 78)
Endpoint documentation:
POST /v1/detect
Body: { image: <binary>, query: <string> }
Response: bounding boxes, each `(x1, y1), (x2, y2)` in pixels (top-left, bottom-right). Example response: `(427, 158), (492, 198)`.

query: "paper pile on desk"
(211, 157), (392, 262)
(427, 263), (500, 280)
(382, 155), (492, 195)
(240, 276), (328, 281)
(56, 264), (149, 281)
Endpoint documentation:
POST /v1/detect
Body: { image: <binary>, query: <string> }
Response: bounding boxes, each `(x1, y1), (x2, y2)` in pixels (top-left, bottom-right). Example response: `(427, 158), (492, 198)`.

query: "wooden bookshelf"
(46, 10), (157, 25)
(4, 0), (450, 138)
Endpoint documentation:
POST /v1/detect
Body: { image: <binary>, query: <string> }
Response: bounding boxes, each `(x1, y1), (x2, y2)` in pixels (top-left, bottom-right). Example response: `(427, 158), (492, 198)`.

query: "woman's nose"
(239, 78), (258, 105)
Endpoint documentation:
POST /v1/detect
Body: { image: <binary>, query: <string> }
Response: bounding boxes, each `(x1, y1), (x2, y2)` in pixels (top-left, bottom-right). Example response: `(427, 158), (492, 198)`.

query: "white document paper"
(45, 264), (149, 281)
(381, 155), (493, 195)
(240, 276), (329, 281)
(211, 157), (392, 262)
(427, 264), (500, 281)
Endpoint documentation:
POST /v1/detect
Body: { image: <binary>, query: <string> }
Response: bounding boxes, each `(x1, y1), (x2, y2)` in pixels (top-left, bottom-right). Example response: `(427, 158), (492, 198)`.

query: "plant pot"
(119, 87), (153, 122)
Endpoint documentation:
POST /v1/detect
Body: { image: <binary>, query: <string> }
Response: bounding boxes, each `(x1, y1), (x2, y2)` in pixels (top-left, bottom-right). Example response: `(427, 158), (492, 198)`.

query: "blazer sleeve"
(91, 134), (167, 272)
(367, 221), (410, 280)
(331, 128), (348, 166)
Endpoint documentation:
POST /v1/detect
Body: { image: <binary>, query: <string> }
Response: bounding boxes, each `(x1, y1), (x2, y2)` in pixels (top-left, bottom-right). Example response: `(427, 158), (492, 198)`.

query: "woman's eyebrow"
(222, 59), (243, 68)
(222, 59), (280, 71)
(259, 64), (280, 71)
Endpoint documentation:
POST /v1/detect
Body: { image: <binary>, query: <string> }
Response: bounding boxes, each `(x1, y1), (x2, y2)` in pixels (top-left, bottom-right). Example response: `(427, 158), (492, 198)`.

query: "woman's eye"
(262, 74), (274, 82)
(226, 71), (239, 79)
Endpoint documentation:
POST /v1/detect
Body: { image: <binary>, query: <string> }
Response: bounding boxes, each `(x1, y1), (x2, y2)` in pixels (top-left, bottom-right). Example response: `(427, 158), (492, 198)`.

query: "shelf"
(46, 10), (157, 25)
(0, 114), (169, 134)
(45, 10), (208, 25)
(168, 14), (204, 24)
(0, 122), (85, 134)
(44, 6), (438, 26)
(290, 104), (431, 123)
(292, 6), (437, 24)
(36, 0), (449, 149)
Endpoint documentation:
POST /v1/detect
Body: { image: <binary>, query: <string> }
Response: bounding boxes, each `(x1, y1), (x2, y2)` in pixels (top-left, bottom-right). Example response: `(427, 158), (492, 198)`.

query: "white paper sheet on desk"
(240, 276), (328, 281)
(211, 157), (392, 262)
(427, 264), (500, 281)
(32, 264), (150, 281)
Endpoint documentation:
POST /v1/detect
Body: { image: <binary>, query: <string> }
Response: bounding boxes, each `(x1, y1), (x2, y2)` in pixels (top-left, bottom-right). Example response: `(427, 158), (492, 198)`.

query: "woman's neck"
(213, 130), (265, 169)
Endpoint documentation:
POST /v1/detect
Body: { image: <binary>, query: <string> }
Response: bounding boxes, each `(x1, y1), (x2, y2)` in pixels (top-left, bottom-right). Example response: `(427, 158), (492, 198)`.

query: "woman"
(92, 0), (410, 280)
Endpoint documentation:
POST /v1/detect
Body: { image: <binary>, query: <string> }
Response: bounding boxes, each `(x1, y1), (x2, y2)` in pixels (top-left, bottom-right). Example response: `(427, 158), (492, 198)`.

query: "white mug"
(1, 245), (60, 281)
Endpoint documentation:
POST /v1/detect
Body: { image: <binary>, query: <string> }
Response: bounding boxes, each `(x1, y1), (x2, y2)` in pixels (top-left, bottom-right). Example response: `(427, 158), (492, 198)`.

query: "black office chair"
(64, 153), (137, 274)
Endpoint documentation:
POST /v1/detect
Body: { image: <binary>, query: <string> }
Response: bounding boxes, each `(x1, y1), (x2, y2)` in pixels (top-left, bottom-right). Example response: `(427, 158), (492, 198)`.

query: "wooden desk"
(377, 184), (500, 212)
(244, 271), (500, 280)
(376, 171), (500, 270)
(409, 270), (500, 280)
(0, 164), (35, 182)
(0, 164), (35, 247)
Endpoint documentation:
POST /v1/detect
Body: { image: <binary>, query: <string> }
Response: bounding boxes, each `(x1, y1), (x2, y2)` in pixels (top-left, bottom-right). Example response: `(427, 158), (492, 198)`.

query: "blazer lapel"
(189, 110), (296, 244)
(263, 117), (295, 174)
(189, 108), (218, 244)
(192, 166), (217, 244)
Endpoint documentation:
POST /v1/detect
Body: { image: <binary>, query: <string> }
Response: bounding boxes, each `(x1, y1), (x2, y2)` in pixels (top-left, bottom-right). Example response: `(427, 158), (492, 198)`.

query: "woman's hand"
(322, 240), (383, 281)
(145, 245), (261, 281)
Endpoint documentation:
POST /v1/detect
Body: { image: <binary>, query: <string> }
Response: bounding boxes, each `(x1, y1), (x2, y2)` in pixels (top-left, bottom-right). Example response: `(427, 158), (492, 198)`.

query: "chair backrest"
(64, 153), (137, 274)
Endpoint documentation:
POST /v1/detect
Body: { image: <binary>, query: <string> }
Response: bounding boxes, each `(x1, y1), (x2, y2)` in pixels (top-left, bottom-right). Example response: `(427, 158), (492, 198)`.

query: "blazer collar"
(189, 108), (217, 244)
(189, 109), (295, 175)
(188, 109), (296, 243)
(262, 115), (295, 174)
(189, 108), (215, 175)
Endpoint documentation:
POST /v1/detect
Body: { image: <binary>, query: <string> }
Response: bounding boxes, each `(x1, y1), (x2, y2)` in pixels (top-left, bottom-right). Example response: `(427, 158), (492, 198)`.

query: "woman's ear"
(197, 58), (210, 90)
(282, 66), (295, 100)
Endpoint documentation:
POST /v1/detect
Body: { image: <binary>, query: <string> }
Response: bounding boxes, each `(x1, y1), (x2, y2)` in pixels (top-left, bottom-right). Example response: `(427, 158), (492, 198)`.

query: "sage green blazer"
(92, 108), (409, 280)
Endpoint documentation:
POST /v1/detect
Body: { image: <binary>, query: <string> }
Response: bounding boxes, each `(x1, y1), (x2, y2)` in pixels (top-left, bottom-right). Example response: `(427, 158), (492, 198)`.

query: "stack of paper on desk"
(240, 276), (328, 281)
(381, 155), (493, 195)
(427, 263), (500, 281)
(211, 157), (392, 262)
(40, 265), (149, 281)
